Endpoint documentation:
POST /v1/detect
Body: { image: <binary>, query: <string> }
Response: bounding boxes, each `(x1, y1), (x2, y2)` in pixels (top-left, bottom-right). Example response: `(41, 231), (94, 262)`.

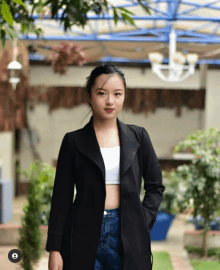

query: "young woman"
(46, 64), (165, 270)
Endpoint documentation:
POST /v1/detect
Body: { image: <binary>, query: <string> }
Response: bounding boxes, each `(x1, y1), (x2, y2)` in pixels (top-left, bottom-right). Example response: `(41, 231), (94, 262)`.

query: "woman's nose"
(106, 95), (114, 103)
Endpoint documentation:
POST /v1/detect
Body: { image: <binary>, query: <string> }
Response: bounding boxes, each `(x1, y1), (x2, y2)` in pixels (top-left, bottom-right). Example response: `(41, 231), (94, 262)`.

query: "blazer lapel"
(75, 115), (140, 185)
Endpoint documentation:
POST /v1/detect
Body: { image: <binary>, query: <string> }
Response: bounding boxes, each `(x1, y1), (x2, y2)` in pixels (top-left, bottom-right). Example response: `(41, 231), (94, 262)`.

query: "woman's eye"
(99, 92), (121, 96)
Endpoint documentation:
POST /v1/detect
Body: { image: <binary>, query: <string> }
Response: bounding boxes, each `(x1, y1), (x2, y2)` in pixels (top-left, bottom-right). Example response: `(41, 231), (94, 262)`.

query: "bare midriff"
(95, 126), (121, 210)
(105, 184), (120, 209)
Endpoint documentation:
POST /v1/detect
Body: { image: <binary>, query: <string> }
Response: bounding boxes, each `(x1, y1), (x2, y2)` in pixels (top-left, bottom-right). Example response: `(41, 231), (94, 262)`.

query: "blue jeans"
(94, 208), (123, 270)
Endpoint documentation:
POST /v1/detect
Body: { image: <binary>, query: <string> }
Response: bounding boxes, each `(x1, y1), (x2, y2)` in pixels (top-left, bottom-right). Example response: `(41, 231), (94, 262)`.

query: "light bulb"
(186, 53), (198, 65)
(148, 52), (164, 64)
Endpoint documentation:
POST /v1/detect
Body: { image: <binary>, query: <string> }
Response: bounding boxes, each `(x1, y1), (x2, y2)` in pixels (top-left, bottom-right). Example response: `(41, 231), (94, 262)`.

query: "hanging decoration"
(51, 41), (86, 75)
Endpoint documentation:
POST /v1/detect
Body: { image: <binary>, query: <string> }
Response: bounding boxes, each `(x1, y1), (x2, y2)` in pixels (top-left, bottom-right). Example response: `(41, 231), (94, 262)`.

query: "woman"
(46, 64), (165, 270)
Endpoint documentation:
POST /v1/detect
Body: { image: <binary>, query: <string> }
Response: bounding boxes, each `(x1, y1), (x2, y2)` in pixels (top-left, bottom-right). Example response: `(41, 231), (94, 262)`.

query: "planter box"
(150, 210), (175, 241)
(194, 221), (220, 230)
(184, 230), (220, 248)
(188, 216), (220, 230)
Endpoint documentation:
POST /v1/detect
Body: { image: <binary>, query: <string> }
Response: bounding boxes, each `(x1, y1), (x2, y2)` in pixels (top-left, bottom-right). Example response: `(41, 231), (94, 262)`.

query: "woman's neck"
(92, 116), (118, 132)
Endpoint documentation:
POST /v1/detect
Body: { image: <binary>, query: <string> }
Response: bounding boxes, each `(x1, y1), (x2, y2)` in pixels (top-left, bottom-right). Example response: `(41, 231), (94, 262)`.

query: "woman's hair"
(81, 64), (126, 124)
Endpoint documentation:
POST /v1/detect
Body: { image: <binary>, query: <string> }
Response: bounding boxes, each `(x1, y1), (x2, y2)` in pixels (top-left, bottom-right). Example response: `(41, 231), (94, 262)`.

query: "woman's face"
(88, 73), (125, 120)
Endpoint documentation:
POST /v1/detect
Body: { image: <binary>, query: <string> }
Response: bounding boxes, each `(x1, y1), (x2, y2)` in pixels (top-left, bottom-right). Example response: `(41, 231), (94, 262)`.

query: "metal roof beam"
(187, 22), (216, 32)
(36, 21), (94, 37)
(15, 35), (167, 42)
(28, 53), (220, 65)
(29, 14), (220, 22)
(172, 0), (182, 20)
(109, 28), (163, 37)
(180, 0), (220, 13)
(98, 56), (220, 65)
(141, 3), (168, 16)
(176, 29), (218, 39)
(17, 35), (220, 43)
(212, 23), (220, 34)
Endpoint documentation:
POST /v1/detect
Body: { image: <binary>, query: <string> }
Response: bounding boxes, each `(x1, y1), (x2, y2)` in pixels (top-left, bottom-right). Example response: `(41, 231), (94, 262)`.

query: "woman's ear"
(86, 93), (92, 107)
(86, 92), (90, 102)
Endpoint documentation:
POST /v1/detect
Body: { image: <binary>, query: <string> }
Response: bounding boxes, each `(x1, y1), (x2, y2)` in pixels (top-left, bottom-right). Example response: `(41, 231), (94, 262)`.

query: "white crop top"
(100, 146), (120, 184)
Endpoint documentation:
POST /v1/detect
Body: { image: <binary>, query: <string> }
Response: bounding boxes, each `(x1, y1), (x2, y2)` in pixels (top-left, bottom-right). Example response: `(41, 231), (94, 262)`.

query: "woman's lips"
(105, 109), (114, 113)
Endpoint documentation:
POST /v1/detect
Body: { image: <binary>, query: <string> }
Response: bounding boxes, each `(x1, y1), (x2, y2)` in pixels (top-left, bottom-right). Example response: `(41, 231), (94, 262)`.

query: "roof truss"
(16, 0), (220, 64)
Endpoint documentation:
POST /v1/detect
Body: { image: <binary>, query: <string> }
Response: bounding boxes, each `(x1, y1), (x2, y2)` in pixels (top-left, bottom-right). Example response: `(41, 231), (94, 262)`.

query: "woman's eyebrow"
(96, 88), (123, 91)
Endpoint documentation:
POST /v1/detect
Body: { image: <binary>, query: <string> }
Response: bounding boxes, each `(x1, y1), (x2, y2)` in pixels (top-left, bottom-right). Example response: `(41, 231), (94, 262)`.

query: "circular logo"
(8, 249), (22, 263)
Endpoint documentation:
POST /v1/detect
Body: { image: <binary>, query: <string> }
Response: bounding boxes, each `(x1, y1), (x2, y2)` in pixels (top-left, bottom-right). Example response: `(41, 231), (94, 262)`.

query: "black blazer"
(45, 115), (165, 270)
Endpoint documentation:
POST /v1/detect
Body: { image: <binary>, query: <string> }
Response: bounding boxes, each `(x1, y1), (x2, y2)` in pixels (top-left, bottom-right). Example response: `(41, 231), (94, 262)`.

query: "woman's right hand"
(48, 251), (63, 270)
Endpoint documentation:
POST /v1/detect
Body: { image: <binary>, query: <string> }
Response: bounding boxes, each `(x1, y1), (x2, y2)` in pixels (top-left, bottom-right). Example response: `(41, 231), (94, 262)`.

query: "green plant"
(18, 161), (76, 225)
(17, 161), (43, 270)
(32, 162), (56, 225)
(159, 169), (182, 215)
(185, 246), (220, 262)
(0, 0), (150, 48)
(174, 127), (220, 257)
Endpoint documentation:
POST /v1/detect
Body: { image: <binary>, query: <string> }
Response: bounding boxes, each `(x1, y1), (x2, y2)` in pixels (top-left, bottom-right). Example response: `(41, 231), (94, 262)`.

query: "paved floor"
(1, 195), (195, 270)
(151, 214), (194, 270)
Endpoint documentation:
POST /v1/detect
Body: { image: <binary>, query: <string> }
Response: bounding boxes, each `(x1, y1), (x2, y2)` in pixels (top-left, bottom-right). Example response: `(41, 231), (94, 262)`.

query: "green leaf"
(121, 13), (136, 26)
(117, 7), (135, 16)
(103, 0), (109, 12)
(4, 25), (18, 40)
(77, 0), (84, 9)
(112, 6), (119, 26)
(64, 17), (70, 32)
(11, 0), (27, 10)
(137, 0), (151, 15)
(1, 1), (14, 27)
(0, 29), (6, 48)
(21, 24), (27, 34)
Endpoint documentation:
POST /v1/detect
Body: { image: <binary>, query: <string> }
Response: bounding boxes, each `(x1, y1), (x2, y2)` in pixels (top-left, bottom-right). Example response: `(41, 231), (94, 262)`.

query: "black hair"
(81, 64), (126, 124)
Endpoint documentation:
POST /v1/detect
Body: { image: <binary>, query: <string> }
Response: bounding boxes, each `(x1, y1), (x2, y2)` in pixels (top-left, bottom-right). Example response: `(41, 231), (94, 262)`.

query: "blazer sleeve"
(45, 133), (75, 252)
(141, 127), (165, 230)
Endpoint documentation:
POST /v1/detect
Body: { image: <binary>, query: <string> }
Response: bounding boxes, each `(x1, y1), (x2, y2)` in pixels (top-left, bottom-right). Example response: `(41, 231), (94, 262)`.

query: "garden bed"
(184, 230), (220, 248)
(185, 246), (220, 264)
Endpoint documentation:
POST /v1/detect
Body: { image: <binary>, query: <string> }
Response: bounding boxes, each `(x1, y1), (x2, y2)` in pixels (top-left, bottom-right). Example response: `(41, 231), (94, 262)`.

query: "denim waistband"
(103, 208), (120, 216)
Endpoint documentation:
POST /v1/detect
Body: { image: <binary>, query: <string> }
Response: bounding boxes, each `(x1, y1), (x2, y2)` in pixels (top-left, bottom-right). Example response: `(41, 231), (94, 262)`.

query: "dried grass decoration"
(51, 41), (86, 75)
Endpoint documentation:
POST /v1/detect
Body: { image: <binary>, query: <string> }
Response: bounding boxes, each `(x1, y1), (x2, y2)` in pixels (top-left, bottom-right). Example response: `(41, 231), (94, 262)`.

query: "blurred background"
(0, 0), (220, 269)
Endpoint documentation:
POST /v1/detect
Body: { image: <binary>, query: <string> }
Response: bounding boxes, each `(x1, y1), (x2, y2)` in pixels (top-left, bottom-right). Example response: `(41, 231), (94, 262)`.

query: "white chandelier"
(148, 28), (198, 82)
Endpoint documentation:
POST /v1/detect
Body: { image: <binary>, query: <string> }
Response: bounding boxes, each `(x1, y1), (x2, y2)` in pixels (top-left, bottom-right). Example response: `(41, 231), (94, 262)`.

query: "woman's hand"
(48, 251), (63, 270)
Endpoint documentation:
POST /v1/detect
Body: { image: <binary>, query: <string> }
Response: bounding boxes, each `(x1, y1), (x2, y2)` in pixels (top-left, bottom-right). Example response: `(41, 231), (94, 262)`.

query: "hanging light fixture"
(7, 34), (22, 90)
(148, 28), (198, 82)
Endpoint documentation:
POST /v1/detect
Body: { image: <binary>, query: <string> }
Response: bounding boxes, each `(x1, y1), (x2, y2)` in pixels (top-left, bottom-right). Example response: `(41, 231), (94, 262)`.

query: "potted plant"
(150, 169), (182, 241)
(174, 127), (220, 257)
(188, 215), (220, 231)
